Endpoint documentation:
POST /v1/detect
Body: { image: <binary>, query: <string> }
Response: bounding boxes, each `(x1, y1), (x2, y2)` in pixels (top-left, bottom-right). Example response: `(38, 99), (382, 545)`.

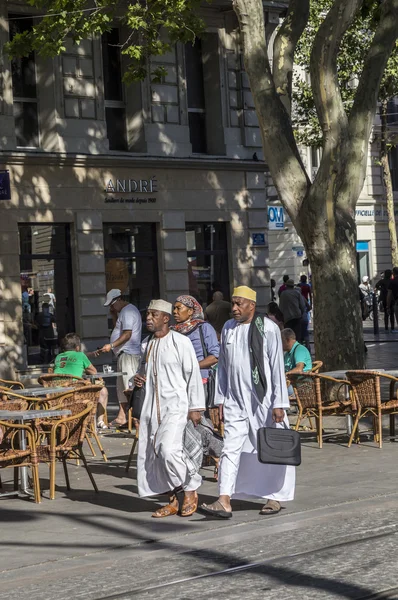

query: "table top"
(86, 372), (127, 379)
(12, 386), (75, 397)
(0, 409), (71, 420)
(321, 369), (398, 379)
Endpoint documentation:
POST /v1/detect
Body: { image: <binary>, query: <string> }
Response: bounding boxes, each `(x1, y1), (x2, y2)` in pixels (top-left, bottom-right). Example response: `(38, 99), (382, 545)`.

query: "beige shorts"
(116, 353), (140, 405)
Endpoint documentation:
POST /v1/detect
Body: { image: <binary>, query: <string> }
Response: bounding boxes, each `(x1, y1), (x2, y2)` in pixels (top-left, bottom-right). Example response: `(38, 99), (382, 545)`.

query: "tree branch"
(348, 0), (398, 176)
(273, 0), (309, 113)
(233, 0), (309, 221)
(310, 0), (362, 142)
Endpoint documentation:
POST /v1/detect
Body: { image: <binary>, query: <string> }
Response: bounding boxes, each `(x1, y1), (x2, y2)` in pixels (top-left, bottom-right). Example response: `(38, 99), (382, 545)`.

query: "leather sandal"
(180, 492), (198, 517)
(260, 499), (281, 515)
(152, 500), (179, 518)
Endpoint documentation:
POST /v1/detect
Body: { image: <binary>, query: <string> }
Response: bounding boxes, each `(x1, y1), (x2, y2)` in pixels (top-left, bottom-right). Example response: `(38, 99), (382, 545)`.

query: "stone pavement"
(1, 341), (398, 599)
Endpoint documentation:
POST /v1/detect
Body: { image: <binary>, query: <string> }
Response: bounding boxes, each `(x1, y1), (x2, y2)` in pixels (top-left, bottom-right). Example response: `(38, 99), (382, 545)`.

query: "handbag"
(257, 422), (301, 466)
(198, 325), (217, 408)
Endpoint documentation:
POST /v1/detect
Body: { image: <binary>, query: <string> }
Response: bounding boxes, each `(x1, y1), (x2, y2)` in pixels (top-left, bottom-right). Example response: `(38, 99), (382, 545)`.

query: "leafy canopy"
(293, 0), (398, 147)
(6, 0), (207, 83)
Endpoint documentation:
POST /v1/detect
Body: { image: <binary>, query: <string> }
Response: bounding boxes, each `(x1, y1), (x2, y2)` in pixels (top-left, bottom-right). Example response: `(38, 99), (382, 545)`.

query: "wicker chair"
(311, 361), (323, 374)
(0, 378), (24, 390)
(73, 385), (107, 462)
(38, 373), (88, 387)
(289, 372), (353, 448)
(36, 401), (98, 500)
(345, 370), (398, 448)
(125, 417), (140, 473)
(0, 399), (41, 502)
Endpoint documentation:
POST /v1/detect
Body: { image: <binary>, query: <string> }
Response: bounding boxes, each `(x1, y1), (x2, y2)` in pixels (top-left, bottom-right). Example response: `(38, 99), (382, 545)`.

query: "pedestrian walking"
(200, 286), (295, 519)
(375, 269), (394, 331)
(205, 291), (231, 339)
(98, 289), (142, 427)
(278, 274), (290, 298)
(278, 279), (306, 342)
(134, 299), (205, 518)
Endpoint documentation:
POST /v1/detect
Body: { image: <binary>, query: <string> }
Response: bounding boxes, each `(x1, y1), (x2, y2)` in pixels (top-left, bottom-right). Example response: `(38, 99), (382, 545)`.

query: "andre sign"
(268, 206), (284, 230)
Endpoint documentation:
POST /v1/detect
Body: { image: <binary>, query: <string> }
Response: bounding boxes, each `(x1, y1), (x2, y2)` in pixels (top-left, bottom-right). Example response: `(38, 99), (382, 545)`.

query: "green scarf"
(248, 313), (267, 402)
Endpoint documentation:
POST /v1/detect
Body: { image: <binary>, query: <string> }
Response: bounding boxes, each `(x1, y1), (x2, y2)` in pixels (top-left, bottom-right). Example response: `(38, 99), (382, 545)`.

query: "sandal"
(199, 499), (232, 519)
(260, 500), (281, 515)
(180, 492), (198, 517)
(152, 500), (179, 518)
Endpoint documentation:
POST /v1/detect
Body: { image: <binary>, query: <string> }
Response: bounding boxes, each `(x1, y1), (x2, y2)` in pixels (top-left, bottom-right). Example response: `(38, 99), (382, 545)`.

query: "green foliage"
(6, 0), (207, 83)
(293, 0), (398, 147)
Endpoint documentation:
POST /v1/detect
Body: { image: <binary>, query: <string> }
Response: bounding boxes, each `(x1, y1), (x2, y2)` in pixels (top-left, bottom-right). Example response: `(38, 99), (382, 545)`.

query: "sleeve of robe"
(178, 334), (206, 411)
(265, 320), (290, 409)
(214, 324), (228, 406)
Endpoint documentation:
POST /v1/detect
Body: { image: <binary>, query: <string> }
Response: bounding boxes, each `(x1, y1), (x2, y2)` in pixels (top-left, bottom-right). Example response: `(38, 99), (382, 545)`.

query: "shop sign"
(268, 206), (284, 229)
(251, 232), (266, 246)
(0, 170), (11, 200)
(104, 176), (158, 205)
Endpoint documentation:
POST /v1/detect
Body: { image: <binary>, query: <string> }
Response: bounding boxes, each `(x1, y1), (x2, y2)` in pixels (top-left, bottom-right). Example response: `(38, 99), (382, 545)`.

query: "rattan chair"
(345, 370), (398, 448)
(38, 373), (88, 387)
(125, 417), (140, 473)
(73, 385), (107, 462)
(289, 372), (353, 448)
(36, 402), (98, 500)
(311, 361), (323, 374)
(0, 399), (41, 502)
(0, 378), (24, 390)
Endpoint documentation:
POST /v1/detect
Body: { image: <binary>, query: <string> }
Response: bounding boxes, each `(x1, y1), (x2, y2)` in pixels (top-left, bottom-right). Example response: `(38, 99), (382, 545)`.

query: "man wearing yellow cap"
(200, 285), (295, 518)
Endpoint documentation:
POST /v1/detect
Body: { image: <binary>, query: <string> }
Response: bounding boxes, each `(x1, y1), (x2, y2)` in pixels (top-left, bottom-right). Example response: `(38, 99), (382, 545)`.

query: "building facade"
(0, 1), (286, 375)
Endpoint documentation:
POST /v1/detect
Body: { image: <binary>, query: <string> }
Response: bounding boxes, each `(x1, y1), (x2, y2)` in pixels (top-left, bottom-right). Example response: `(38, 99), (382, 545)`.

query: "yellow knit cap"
(232, 286), (257, 302)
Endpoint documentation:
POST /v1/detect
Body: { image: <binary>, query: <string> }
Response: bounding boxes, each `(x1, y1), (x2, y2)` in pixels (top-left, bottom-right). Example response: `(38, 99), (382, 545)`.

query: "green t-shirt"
(284, 341), (312, 373)
(54, 351), (92, 378)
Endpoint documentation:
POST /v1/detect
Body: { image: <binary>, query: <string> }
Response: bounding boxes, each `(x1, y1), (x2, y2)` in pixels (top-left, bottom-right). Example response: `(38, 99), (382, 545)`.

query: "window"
(62, 38), (96, 119)
(186, 223), (229, 305)
(185, 40), (207, 153)
(9, 15), (39, 147)
(101, 29), (127, 151)
(103, 224), (159, 312)
(19, 224), (75, 366)
(356, 241), (370, 283)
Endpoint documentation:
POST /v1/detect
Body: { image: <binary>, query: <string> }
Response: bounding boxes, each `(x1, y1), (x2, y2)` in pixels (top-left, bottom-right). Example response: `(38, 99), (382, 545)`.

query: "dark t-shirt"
(388, 279), (398, 301)
(376, 278), (391, 302)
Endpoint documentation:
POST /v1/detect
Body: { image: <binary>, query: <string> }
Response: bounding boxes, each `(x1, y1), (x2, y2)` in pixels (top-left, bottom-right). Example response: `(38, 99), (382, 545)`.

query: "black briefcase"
(257, 423), (301, 466)
(129, 384), (146, 420)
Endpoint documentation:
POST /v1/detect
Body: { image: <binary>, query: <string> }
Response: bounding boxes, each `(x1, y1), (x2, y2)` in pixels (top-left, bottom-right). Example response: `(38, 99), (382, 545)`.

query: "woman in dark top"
(376, 269), (394, 332)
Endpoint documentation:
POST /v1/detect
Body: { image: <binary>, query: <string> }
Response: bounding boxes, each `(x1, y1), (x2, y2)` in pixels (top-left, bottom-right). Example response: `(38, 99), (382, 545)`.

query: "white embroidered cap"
(148, 299), (173, 315)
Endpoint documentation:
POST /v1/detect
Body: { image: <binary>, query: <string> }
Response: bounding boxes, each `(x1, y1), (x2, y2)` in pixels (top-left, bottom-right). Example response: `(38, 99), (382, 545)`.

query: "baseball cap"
(104, 289), (122, 307)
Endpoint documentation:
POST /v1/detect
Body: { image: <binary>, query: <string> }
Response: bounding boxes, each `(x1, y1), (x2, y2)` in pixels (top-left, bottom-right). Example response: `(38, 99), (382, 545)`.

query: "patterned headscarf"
(172, 295), (204, 335)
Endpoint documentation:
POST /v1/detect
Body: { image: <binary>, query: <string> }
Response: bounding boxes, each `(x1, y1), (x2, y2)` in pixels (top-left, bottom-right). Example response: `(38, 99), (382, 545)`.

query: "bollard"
(373, 292), (379, 334)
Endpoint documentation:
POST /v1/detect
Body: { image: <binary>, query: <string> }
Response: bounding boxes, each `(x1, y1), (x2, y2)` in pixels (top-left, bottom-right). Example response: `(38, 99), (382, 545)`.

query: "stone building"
(0, 0), (286, 374)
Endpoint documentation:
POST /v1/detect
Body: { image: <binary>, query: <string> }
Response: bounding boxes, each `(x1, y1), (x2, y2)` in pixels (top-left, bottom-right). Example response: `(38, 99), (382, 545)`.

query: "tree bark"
(380, 98), (398, 266)
(232, 0), (398, 369)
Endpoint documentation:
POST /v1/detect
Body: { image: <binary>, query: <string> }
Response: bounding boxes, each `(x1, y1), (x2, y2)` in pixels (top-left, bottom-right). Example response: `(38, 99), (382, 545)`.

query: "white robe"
(215, 317), (295, 501)
(137, 330), (206, 498)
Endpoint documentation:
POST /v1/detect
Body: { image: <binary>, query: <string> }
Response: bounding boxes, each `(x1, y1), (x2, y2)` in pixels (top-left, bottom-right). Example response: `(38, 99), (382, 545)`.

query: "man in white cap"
(133, 299), (205, 518)
(99, 289), (142, 427)
(200, 285), (295, 518)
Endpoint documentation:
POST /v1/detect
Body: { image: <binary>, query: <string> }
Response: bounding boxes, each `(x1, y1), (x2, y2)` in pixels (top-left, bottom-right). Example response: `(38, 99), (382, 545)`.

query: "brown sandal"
(180, 492), (198, 517)
(152, 500), (179, 518)
(260, 500), (281, 515)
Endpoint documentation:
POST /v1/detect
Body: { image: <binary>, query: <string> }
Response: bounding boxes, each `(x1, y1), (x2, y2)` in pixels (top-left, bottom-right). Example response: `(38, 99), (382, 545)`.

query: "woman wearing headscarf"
(172, 295), (223, 477)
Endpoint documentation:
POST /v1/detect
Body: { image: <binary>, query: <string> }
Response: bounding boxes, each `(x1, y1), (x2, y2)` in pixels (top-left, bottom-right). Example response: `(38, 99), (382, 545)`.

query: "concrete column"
(75, 212), (109, 353)
(160, 211), (189, 303)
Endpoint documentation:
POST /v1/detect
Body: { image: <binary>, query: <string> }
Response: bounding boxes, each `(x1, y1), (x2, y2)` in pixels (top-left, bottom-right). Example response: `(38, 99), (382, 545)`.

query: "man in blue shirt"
(282, 328), (312, 374)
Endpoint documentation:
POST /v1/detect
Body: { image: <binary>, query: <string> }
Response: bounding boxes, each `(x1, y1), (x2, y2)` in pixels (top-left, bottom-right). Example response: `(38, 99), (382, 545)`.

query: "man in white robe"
(134, 299), (205, 518)
(200, 286), (295, 518)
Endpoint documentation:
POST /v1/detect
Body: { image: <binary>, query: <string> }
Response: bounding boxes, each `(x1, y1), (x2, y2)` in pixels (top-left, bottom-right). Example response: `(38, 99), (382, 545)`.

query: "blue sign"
(268, 206), (284, 229)
(0, 171), (11, 200)
(297, 250), (304, 257)
(252, 232), (266, 246)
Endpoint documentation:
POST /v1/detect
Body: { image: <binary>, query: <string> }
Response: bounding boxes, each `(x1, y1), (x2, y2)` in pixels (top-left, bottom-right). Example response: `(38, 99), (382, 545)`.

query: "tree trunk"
(380, 99), (398, 266)
(297, 202), (365, 371)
